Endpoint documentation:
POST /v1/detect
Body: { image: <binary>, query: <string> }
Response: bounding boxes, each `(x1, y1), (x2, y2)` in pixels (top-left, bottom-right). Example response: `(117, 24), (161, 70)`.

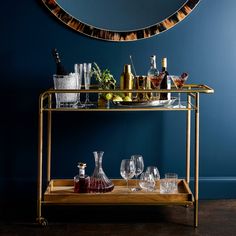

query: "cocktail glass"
(149, 72), (165, 100)
(169, 73), (188, 108)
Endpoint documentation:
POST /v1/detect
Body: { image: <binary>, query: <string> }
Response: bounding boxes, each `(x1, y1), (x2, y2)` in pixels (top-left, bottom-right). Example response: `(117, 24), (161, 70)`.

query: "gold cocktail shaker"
(120, 64), (134, 99)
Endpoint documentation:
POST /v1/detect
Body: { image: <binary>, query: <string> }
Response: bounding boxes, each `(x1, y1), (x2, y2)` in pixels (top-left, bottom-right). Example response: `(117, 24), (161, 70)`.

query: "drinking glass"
(120, 159), (135, 191)
(130, 155), (144, 191)
(168, 73), (188, 108)
(83, 63), (93, 107)
(74, 63), (84, 108)
(146, 166), (160, 181)
(160, 173), (178, 193)
(139, 172), (155, 192)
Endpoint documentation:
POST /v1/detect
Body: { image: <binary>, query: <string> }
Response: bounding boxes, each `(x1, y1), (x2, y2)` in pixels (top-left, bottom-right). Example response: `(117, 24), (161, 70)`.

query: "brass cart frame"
(36, 84), (214, 227)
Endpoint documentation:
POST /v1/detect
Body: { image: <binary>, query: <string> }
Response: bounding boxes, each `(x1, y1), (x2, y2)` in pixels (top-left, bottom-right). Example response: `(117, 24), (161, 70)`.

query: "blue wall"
(0, 0), (236, 204)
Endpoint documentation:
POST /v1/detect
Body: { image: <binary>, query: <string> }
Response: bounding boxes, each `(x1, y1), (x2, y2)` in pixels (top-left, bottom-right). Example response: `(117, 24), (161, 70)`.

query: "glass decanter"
(74, 163), (90, 193)
(89, 151), (114, 193)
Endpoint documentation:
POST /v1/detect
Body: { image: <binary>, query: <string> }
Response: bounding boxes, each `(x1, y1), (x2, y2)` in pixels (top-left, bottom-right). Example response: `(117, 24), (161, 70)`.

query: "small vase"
(97, 94), (107, 108)
(97, 93), (111, 108)
(89, 151), (114, 193)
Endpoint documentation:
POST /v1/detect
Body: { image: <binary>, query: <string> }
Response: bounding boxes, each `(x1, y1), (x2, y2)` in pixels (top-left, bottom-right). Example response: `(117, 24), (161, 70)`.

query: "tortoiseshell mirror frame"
(42, 0), (200, 42)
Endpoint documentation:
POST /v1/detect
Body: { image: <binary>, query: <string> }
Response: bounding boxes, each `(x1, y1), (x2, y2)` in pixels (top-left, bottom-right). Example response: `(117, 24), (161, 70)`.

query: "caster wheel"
(185, 205), (190, 208)
(37, 217), (48, 227)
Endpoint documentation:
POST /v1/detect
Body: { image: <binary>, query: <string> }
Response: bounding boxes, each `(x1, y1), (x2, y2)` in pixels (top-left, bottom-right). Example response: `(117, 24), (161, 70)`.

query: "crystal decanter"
(89, 151), (114, 193)
(74, 163), (90, 193)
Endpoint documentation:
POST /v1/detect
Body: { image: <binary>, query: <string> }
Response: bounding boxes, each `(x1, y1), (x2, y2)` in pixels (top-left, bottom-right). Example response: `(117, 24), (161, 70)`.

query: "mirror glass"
(42, 0), (200, 41)
(56, 0), (187, 31)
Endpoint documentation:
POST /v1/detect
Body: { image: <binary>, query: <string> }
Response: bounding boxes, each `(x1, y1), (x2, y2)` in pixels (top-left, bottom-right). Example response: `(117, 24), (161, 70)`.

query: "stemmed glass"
(83, 63), (93, 107)
(130, 155), (144, 191)
(149, 72), (165, 100)
(74, 63), (84, 108)
(146, 166), (160, 181)
(120, 159), (135, 192)
(169, 73), (189, 108)
(139, 172), (155, 192)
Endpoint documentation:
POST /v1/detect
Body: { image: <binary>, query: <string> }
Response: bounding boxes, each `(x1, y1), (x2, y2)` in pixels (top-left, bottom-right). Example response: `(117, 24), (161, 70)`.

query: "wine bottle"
(51, 48), (68, 75)
(160, 57), (170, 100)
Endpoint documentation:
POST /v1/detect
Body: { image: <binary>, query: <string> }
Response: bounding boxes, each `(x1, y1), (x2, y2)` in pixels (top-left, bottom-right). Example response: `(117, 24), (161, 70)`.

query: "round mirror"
(42, 0), (200, 41)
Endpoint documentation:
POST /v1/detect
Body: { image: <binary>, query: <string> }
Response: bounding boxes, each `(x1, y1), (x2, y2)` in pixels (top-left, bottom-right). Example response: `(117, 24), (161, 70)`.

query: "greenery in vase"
(91, 62), (116, 90)
(91, 62), (124, 101)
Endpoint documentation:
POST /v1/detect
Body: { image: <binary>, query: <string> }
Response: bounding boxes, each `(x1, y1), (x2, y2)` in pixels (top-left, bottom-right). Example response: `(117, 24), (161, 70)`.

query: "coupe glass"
(83, 63), (94, 107)
(120, 159), (135, 191)
(74, 63), (84, 108)
(169, 73), (188, 108)
(130, 155), (144, 191)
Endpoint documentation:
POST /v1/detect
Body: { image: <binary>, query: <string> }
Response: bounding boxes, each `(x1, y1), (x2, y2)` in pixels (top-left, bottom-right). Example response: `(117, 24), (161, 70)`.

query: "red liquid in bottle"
(74, 163), (90, 193)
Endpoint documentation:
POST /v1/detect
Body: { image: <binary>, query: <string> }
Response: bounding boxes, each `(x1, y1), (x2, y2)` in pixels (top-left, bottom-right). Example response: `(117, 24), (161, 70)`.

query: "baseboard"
(189, 177), (236, 199)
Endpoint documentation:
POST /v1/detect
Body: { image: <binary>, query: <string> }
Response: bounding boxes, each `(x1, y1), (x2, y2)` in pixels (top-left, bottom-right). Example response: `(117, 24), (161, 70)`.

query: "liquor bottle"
(51, 48), (68, 75)
(147, 55), (159, 99)
(74, 163), (90, 193)
(160, 57), (171, 100)
(120, 64), (134, 99)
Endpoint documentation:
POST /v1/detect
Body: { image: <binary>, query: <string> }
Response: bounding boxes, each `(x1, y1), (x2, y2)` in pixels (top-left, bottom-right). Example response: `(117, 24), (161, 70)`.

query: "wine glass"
(149, 72), (165, 100)
(130, 155), (144, 191)
(83, 63), (94, 107)
(139, 172), (155, 192)
(74, 63), (84, 108)
(146, 166), (160, 181)
(120, 159), (135, 191)
(169, 73), (189, 108)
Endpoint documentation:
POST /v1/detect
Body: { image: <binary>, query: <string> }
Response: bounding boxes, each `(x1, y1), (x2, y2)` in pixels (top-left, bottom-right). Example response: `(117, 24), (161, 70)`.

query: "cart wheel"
(37, 217), (48, 227)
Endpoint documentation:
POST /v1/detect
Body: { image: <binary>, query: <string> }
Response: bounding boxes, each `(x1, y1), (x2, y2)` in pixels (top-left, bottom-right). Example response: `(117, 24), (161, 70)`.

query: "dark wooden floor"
(0, 200), (236, 236)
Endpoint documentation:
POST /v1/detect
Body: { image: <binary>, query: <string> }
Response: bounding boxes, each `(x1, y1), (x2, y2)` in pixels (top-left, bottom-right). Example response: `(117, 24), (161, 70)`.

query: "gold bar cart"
(36, 84), (214, 227)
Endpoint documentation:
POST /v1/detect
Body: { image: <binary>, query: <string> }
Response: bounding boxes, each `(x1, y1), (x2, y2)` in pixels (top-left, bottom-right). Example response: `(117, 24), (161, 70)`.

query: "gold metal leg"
(37, 96), (43, 223)
(186, 94), (191, 184)
(36, 93), (48, 226)
(47, 94), (52, 184)
(194, 93), (199, 228)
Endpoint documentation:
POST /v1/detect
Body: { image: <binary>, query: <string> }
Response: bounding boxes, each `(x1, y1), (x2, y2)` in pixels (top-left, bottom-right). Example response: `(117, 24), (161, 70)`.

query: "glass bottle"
(89, 151), (114, 193)
(74, 163), (90, 193)
(51, 48), (68, 75)
(160, 57), (171, 100)
(147, 55), (160, 99)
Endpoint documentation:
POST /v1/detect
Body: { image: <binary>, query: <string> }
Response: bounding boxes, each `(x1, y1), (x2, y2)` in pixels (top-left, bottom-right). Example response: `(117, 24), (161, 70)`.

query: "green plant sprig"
(91, 62), (116, 90)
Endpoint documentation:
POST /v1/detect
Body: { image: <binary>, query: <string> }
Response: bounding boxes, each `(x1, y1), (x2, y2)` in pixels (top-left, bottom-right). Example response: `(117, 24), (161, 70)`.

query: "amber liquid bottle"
(160, 57), (170, 100)
(51, 48), (68, 75)
(74, 163), (90, 193)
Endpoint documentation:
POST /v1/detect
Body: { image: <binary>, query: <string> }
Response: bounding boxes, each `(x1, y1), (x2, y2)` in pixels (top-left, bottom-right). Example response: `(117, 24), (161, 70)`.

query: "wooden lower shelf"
(43, 179), (194, 206)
